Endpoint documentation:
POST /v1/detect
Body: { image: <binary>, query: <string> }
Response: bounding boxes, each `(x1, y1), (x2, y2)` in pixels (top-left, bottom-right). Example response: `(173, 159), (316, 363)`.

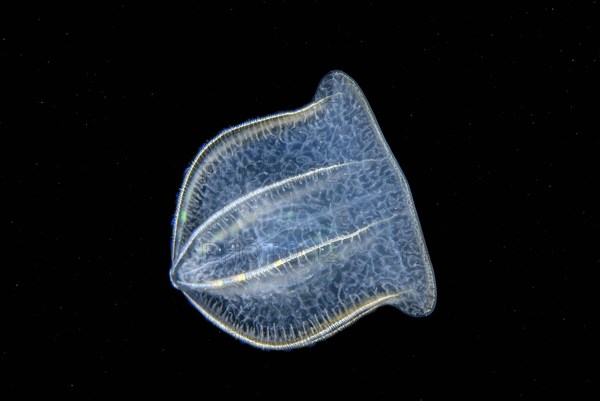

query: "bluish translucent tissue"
(170, 71), (436, 349)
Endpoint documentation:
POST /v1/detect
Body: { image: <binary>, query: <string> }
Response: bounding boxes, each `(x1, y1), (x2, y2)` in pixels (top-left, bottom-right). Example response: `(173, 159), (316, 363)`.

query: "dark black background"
(2, 1), (598, 399)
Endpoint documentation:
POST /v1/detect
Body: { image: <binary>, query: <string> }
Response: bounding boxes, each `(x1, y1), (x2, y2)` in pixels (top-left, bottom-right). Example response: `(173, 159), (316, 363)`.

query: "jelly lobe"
(170, 71), (436, 349)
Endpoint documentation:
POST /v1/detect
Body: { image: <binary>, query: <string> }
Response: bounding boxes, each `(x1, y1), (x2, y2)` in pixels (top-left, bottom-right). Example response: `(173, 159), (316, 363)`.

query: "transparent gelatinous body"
(170, 71), (436, 349)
